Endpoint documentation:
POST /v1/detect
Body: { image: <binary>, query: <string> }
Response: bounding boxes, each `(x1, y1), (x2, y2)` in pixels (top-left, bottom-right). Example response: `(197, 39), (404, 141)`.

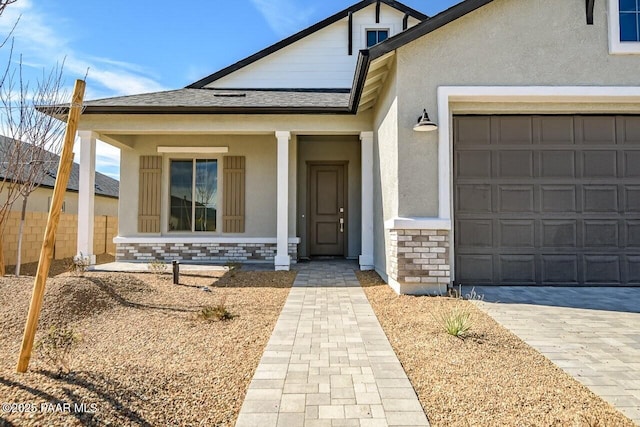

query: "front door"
(308, 163), (346, 256)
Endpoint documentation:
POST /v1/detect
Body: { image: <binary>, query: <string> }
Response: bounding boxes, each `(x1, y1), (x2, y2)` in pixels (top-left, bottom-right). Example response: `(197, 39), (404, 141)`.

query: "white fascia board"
(384, 217), (452, 230)
(114, 236), (301, 244)
(157, 146), (229, 154)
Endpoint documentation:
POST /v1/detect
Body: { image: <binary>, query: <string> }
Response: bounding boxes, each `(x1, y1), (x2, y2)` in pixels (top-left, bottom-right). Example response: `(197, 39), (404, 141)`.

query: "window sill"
(609, 40), (640, 55)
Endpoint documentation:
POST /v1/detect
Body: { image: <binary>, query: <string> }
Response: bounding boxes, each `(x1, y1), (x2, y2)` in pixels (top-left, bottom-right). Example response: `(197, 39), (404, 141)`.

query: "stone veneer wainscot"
(388, 229), (450, 294)
(116, 242), (298, 263)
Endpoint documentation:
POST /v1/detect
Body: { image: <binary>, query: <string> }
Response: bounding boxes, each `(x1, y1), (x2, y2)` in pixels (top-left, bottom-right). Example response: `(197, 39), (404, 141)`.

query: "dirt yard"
(0, 267), (295, 426)
(357, 270), (635, 427)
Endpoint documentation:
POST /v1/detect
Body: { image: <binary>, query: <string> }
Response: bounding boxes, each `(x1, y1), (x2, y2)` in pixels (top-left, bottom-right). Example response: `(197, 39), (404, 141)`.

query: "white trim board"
(384, 217), (451, 230)
(157, 146), (229, 153)
(436, 85), (640, 281)
(114, 236), (301, 244)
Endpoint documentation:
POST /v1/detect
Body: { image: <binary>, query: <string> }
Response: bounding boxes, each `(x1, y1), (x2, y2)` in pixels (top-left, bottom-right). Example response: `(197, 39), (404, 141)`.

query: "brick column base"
(388, 229), (450, 295)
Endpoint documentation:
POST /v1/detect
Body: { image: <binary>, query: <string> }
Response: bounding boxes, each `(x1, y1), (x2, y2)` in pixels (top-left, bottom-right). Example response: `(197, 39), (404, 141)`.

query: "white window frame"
(608, 0), (640, 54)
(164, 154), (222, 235)
(361, 24), (395, 49)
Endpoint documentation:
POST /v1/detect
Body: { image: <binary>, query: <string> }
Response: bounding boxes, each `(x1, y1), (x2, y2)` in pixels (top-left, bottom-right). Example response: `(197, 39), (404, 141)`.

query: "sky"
(0, 0), (458, 180)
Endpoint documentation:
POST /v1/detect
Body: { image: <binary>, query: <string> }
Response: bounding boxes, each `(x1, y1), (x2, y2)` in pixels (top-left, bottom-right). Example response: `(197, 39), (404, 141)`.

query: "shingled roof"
(80, 88), (352, 114)
(0, 136), (119, 199)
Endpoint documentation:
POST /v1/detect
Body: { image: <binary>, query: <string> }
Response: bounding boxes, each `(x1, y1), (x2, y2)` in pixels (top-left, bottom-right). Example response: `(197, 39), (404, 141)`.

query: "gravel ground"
(0, 268), (295, 426)
(5, 254), (115, 278)
(357, 270), (635, 427)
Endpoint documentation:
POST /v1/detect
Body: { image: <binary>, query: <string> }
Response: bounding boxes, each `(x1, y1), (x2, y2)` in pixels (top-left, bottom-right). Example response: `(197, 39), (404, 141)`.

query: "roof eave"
(79, 106), (353, 115)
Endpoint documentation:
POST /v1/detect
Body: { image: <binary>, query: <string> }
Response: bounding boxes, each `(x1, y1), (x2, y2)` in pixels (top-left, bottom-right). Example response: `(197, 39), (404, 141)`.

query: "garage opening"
(453, 115), (640, 286)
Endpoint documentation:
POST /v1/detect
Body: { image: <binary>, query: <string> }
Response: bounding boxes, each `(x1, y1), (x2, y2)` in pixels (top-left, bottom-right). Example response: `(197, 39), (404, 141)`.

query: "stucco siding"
(119, 134), (279, 238)
(372, 59), (399, 277)
(395, 0), (640, 217)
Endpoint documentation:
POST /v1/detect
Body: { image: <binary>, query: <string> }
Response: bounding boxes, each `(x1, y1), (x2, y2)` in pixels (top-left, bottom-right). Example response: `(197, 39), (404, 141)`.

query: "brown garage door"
(454, 115), (640, 286)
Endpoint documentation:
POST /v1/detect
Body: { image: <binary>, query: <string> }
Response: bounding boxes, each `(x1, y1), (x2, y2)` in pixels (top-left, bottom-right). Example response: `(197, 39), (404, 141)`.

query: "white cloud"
(250, 0), (316, 37)
(0, 1), (164, 180)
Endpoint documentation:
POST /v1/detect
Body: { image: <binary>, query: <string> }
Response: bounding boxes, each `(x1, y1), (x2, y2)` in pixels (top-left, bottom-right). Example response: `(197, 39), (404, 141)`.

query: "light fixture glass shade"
(413, 109), (438, 132)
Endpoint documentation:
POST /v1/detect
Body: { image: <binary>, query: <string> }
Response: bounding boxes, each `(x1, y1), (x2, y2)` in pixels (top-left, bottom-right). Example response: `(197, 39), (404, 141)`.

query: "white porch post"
(359, 131), (374, 270)
(274, 131), (291, 271)
(76, 131), (96, 265)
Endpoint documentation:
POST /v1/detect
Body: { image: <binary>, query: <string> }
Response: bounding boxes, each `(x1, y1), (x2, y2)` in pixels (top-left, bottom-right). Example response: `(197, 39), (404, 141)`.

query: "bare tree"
(0, 0), (68, 276)
(0, 59), (67, 276)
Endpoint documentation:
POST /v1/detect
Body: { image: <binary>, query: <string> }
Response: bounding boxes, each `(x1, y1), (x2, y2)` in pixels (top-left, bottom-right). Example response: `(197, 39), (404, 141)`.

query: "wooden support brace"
(586, 0), (595, 25)
(348, 12), (353, 55)
(16, 79), (85, 373)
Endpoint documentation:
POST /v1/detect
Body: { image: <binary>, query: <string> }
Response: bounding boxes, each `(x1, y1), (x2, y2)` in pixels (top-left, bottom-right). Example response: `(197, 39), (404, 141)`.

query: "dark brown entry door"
(309, 163), (346, 256)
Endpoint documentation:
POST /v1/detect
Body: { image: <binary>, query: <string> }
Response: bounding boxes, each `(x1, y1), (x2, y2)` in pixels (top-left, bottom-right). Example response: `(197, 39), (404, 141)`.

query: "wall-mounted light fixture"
(413, 109), (438, 132)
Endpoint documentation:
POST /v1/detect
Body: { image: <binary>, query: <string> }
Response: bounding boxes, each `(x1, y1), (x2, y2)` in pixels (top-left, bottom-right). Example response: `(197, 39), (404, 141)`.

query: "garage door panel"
(498, 151), (533, 178)
(578, 116), (617, 145)
(538, 116), (575, 144)
(498, 255), (536, 284)
(540, 151), (576, 177)
(584, 220), (620, 247)
(456, 254), (493, 283)
(541, 255), (579, 284)
(457, 185), (492, 213)
(456, 151), (492, 178)
(625, 186), (640, 212)
(456, 116), (491, 145)
(623, 151), (640, 177)
(583, 185), (618, 213)
(498, 220), (535, 248)
(619, 116), (640, 144)
(498, 185), (535, 212)
(584, 255), (621, 284)
(455, 220), (492, 248)
(627, 256), (640, 284)
(627, 221), (640, 247)
(582, 151), (618, 178)
(542, 220), (578, 248)
(494, 116), (533, 144)
(541, 185), (577, 212)
(454, 115), (639, 286)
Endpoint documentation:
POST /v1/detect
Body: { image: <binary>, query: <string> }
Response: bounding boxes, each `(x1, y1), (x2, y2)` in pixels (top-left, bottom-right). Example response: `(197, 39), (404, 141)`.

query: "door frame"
(306, 160), (349, 258)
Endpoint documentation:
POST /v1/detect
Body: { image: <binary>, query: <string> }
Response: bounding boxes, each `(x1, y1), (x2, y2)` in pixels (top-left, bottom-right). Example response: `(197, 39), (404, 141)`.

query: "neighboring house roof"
(186, 0), (428, 89)
(0, 136), (119, 199)
(82, 88), (352, 114)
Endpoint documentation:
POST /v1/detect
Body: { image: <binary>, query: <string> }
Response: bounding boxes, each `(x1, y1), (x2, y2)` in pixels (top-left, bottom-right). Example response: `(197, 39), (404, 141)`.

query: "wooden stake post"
(16, 79), (85, 373)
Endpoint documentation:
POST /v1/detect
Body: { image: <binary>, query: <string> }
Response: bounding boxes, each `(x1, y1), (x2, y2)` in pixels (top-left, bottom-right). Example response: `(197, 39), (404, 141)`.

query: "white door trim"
(437, 85), (640, 281)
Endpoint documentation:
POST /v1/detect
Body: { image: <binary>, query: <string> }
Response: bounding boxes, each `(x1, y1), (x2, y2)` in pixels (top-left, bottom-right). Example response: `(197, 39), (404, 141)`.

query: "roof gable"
(187, 0), (427, 89)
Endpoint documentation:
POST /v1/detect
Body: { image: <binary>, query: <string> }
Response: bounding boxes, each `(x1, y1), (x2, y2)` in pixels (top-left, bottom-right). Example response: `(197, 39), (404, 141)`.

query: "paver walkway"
(466, 286), (640, 425)
(236, 261), (429, 427)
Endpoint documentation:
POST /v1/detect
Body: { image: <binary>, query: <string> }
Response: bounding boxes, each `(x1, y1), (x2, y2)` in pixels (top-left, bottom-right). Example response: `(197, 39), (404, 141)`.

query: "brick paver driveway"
(465, 286), (640, 425)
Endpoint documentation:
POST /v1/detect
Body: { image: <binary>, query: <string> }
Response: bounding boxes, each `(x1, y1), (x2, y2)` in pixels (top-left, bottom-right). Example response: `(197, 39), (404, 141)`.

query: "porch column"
(76, 131), (96, 265)
(275, 131), (291, 271)
(360, 131), (374, 270)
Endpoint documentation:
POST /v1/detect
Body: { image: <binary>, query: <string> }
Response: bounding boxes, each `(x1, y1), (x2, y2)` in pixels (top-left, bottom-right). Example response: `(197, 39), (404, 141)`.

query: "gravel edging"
(0, 269), (295, 426)
(357, 270), (635, 427)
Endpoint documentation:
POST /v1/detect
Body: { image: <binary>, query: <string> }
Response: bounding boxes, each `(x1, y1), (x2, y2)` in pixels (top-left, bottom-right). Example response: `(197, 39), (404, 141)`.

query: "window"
(366, 29), (389, 47)
(620, 0), (640, 41)
(609, 0), (640, 53)
(169, 159), (218, 232)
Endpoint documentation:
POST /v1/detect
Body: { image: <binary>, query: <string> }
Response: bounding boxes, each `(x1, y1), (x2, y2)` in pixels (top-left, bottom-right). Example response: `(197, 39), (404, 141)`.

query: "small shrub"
(148, 260), (168, 275)
(35, 325), (82, 375)
(224, 262), (241, 277)
(433, 302), (473, 338)
(67, 255), (89, 277)
(198, 296), (233, 322)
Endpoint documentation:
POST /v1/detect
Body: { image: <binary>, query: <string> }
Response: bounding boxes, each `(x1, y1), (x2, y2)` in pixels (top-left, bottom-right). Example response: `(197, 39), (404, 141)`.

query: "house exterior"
(0, 137), (119, 264)
(65, 0), (640, 293)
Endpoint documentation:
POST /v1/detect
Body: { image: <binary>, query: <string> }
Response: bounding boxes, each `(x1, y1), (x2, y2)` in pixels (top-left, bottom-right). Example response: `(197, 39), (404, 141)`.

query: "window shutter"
(138, 155), (162, 233)
(223, 156), (245, 233)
